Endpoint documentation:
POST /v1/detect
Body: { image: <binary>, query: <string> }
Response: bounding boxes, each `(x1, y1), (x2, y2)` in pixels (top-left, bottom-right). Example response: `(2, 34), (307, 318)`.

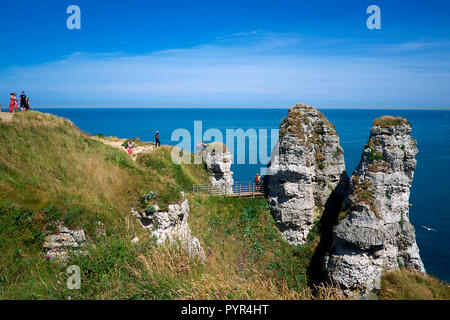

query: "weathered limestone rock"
(132, 199), (206, 261)
(43, 221), (86, 262)
(325, 116), (425, 295)
(264, 104), (347, 245)
(203, 142), (234, 194)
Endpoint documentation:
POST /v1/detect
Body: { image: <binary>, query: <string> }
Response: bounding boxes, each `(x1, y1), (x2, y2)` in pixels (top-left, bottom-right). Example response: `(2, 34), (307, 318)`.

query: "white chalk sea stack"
(264, 104), (347, 245)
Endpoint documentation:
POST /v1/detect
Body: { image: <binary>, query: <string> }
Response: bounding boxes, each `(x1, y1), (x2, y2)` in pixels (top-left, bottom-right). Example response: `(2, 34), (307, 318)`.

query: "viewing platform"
(192, 181), (264, 198)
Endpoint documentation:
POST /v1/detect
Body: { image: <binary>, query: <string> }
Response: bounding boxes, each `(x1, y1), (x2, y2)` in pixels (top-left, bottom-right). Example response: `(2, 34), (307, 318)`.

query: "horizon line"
(32, 106), (450, 111)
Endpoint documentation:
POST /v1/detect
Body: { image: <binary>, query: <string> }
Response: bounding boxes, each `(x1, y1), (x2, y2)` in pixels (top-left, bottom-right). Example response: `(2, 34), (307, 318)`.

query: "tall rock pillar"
(264, 104), (347, 245)
(325, 116), (425, 295)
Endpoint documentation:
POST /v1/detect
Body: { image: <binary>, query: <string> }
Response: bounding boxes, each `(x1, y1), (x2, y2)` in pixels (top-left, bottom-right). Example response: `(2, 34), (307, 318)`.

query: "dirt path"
(0, 112), (13, 123)
(92, 137), (156, 160)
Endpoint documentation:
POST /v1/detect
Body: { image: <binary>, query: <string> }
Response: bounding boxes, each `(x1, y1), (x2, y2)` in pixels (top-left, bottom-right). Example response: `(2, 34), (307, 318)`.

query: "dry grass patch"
(379, 269), (450, 300)
(373, 116), (410, 128)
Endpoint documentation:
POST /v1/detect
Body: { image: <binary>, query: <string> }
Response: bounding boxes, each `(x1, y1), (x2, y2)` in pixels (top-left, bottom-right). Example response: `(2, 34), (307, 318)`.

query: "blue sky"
(1, 0), (450, 108)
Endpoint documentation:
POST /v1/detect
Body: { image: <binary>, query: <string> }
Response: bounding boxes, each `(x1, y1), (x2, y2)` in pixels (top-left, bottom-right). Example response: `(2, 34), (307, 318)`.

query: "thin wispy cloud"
(373, 40), (450, 55)
(1, 32), (450, 108)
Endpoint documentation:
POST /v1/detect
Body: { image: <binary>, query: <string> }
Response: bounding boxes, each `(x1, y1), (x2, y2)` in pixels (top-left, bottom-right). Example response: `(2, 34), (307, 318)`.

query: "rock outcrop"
(203, 142), (234, 194)
(132, 199), (206, 261)
(43, 221), (86, 262)
(325, 116), (425, 295)
(264, 104), (347, 245)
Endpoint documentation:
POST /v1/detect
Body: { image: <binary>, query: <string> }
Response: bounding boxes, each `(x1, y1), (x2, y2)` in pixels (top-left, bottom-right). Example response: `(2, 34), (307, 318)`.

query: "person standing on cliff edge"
(19, 91), (27, 112)
(155, 131), (160, 148)
(8, 93), (17, 113)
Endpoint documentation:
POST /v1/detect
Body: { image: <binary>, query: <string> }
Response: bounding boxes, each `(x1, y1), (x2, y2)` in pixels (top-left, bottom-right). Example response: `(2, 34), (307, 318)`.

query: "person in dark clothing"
(19, 91), (27, 112)
(155, 131), (161, 148)
(25, 97), (30, 111)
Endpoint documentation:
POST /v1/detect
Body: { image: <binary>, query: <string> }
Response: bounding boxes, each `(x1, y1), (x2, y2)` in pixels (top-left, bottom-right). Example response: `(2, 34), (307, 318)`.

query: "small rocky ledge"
(43, 221), (86, 263)
(132, 199), (206, 262)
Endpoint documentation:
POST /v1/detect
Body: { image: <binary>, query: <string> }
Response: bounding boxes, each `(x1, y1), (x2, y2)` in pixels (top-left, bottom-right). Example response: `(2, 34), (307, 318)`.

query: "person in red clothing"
(8, 93), (17, 113)
(126, 140), (133, 155)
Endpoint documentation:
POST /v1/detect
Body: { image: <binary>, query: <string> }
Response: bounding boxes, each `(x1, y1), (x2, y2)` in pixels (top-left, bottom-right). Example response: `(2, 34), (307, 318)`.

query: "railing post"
(252, 183), (254, 198)
(239, 184), (241, 198)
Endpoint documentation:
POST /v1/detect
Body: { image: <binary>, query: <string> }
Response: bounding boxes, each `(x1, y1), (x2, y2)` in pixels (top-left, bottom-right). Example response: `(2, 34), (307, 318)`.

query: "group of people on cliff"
(6, 91), (31, 113)
(125, 131), (160, 155)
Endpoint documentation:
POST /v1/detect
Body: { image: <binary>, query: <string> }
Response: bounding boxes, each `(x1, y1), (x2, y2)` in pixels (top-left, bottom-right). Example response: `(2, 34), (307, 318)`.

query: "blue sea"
(37, 108), (450, 282)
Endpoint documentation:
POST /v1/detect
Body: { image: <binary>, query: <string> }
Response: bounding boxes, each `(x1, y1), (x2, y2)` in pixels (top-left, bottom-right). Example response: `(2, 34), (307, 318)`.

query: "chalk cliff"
(324, 116), (425, 295)
(264, 104), (347, 245)
(203, 142), (234, 194)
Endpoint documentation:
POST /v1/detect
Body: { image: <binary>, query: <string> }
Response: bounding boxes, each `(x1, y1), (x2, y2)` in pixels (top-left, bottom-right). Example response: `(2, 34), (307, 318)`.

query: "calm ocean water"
(37, 108), (450, 282)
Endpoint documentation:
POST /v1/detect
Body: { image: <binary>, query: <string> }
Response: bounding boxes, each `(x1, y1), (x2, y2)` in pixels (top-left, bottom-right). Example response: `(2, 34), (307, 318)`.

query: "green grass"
(137, 146), (208, 191)
(373, 116), (411, 128)
(0, 111), (208, 299)
(187, 196), (320, 294)
(366, 147), (384, 163)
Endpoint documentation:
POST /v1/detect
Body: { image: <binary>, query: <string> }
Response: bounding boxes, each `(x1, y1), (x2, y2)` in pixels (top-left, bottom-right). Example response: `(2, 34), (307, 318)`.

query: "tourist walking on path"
(126, 140), (133, 155)
(155, 131), (160, 148)
(9, 93), (17, 113)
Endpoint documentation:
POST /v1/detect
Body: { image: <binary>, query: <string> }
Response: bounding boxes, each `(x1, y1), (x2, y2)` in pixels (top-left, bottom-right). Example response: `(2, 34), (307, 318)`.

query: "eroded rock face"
(203, 143), (234, 194)
(132, 199), (206, 261)
(264, 104), (347, 245)
(264, 104), (347, 244)
(325, 116), (425, 295)
(43, 221), (86, 262)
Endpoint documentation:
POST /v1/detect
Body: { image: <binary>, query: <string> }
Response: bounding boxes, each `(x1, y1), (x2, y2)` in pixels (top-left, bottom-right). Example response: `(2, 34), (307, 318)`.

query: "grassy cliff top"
(280, 103), (337, 138)
(204, 142), (229, 153)
(373, 116), (411, 128)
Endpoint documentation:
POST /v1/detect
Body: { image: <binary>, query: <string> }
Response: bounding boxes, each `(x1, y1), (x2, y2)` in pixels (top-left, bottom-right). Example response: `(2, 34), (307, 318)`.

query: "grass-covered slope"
(0, 111), (315, 299)
(0, 112), (208, 298)
(0, 111), (447, 300)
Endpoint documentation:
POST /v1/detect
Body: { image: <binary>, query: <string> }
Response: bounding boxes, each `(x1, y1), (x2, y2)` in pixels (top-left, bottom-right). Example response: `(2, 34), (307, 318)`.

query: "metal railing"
(192, 181), (264, 198)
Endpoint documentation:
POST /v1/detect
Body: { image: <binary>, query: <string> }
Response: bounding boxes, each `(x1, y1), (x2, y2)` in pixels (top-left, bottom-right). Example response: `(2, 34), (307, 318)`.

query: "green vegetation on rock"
(373, 116), (411, 128)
